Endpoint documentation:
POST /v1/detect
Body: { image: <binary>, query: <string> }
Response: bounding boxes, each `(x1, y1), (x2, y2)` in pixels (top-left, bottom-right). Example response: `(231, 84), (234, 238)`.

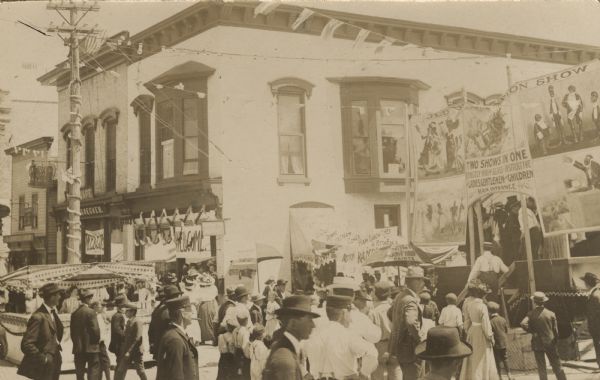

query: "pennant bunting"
(321, 19), (343, 40)
(291, 9), (314, 31)
(254, 1), (280, 17)
(374, 36), (395, 54)
(353, 28), (370, 48)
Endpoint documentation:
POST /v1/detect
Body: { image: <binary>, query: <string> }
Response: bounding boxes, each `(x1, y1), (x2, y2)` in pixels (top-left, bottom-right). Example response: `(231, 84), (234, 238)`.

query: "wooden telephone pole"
(47, 1), (99, 263)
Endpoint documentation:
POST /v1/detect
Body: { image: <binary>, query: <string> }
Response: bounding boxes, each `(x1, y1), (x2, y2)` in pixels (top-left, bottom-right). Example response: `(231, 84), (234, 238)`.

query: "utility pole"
(47, 1), (99, 263)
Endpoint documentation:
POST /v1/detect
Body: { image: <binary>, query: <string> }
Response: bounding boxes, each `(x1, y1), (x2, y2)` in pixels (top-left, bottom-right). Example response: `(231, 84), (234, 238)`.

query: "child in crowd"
(489, 301), (512, 380)
(438, 293), (464, 336)
(248, 324), (269, 380)
(217, 319), (237, 380)
(264, 290), (280, 338)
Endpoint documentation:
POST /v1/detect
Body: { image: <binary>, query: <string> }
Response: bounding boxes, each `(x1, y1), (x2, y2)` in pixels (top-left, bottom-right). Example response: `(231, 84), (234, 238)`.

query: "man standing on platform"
(521, 292), (567, 380)
(18, 283), (64, 380)
(582, 272), (600, 368)
(388, 266), (425, 380)
(71, 289), (101, 380)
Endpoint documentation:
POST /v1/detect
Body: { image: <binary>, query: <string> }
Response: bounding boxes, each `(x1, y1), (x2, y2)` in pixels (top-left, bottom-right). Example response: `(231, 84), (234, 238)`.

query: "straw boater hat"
(531, 291), (549, 304)
(327, 276), (360, 297)
(121, 303), (138, 310)
(405, 266), (425, 279)
(275, 295), (320, 318)
(416, 326), (473, 360)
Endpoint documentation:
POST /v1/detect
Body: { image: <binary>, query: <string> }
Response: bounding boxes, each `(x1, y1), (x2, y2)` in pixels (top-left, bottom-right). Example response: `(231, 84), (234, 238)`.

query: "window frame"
(131, 95), (154, 188)
(81, 116), (96, 191)
(31, 193), (38, 229)
(374, 204), (402, 234)
(100, 109), (119, 193)
(18, 195), (25, 231)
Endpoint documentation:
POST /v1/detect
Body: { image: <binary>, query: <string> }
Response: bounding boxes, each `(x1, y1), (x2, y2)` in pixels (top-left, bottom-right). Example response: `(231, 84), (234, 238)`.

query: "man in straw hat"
(71, 288), (101, 380)
(18, 282), (64, 380)
(520, 292), (566, 380)
(304, 295), (378, 379)
(114, 303), (147, 380)
(149, 284), (181, 360)
(415, 326), (473, 380)
(157, 295), (199, 380)
(388, 266), (425, 380)
(582, 272), (600, 368)
(263, 295), (319, 380)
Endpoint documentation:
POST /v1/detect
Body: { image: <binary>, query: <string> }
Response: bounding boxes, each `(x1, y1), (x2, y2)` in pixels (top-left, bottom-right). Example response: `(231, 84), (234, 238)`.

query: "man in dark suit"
(71, 289), (101, 380)
(275, 279), (290, 306)
(388, 266), (425, 380)
(214, 286), (236, 342)
(520, 292), (566, 380)
(263, 295), (319, 380)
(582, 272), (600, 368)
(156, 295), (199, 380)
(108, 294), (126, 357)
(249, 294), (265, 325)
(114, 303), (146, 380)
(562, 84), (584, 143)
(567, 154), (600, 190)
(149, 285), (181, 360)
(18, 283), (64, 380)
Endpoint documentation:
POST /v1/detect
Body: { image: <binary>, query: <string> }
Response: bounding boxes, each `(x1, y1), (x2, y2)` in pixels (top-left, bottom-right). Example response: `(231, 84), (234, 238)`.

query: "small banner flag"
(254, 1), (280, 17)
(291, 9), (314, 31)
(353, 28), (370, 48)
(374, 36), (395, 54)
(321, 19), (343, 40)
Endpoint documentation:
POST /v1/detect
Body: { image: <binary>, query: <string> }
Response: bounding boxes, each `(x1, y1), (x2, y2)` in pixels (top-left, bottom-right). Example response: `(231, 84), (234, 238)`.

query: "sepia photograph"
(3, 1), (600, 379)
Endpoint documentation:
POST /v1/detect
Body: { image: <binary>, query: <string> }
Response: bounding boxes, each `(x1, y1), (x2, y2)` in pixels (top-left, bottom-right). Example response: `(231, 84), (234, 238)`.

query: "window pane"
(352, 137), (371, 175)
(183, 98), (198, 137)
(278, 94), (303, 134)
(162, 139), (174, 179)
(379, 100), (407, 177)
(351, 101), (368, 137)
(184, 137), (199, 160)
(375, 205), (400, 229)
(156, 102), (173, 141)
(183, 161), (199, 176)
(279, 135), (305, 175)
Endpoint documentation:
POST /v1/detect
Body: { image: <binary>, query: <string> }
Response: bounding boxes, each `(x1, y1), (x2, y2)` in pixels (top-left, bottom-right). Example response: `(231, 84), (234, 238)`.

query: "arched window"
(269, 77), (314, 185)
(81, 116), (97, 190)
(100, 107), (119, 192)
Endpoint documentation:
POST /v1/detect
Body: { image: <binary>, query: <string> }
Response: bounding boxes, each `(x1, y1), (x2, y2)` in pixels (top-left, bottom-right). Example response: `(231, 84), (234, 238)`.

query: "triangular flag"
(291, 9), (314, 31)
(321, 19), (343, 40)
(375, 36), (395, 54)
(353, 28), (370, 48)
(254, 1), (280, 17)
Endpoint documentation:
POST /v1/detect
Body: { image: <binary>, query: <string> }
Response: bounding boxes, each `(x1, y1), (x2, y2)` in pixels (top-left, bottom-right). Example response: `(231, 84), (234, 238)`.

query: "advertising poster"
(509, 61), (600, 235)
(412, 176), (467, 245)
(462, 105), (536, 201)
(85, 229), (104, 256)
(411, 107), (464, 180)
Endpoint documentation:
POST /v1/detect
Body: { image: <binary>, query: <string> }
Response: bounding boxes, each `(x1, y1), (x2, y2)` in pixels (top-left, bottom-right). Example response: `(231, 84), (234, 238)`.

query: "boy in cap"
(521, 292), (566, 380)
(71, 289), (101, 380)
(419, 288), (440, 323)
(416, 326), (473, 380)
(114, 303), (146, 380)
(18, 282), (64, 380)
(157, 296), (199, 380)
(489, 302), (512, 380)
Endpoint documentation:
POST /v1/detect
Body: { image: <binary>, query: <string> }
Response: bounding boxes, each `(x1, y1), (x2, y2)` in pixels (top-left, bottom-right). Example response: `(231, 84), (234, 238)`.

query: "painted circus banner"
(411, 107), (467, 245)
(509, 60), (600, 235)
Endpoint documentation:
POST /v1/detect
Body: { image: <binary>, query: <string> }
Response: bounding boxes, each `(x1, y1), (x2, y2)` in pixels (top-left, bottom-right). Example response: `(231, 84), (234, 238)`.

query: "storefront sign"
(201, 220), (225, 236)
(85, 229), (104, 256)
(82, 206), (105, 217)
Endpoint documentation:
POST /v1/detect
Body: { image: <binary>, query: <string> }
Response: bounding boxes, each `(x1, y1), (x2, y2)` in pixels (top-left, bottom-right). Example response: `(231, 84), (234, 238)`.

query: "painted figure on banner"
(464, 105), (511, 159)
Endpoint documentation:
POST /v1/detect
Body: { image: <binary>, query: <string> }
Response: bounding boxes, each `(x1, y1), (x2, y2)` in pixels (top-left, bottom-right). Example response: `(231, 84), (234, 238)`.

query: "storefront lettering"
(82, 206), (104, 216)
(177, 226), (203, 252)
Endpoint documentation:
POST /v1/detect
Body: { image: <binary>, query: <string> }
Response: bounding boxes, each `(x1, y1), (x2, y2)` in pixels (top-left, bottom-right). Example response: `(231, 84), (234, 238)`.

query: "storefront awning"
(0, 198), (9, 219)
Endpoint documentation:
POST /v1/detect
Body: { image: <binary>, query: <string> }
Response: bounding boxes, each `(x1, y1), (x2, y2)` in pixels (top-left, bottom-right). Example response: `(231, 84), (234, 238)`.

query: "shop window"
(374, 205), (401, 231)
(31, 193), (38, 229)
(101, 108), (119, 193)
(146, 61), (213, 183)
(131, 95), (154, 187)
(334, 78), (428, 193)
(18, 195), (25, 230)
(270, 78), (314, 185)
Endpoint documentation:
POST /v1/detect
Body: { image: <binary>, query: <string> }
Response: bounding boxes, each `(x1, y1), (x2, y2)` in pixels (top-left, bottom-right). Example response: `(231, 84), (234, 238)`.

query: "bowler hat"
(581, 272), (599, 285)
(326, 295), (352, 309)
(163, 285), (182, 300)
(531, 291), (549, 304)
(79, 289), (94, 300)
(416, 326), (473, 360)
(405, 266), (425, 279)
(166, 295), (191, 311)
(234, 286), (250, 300)
(275, 295), (320, 318)
(39, 283), (62, 298)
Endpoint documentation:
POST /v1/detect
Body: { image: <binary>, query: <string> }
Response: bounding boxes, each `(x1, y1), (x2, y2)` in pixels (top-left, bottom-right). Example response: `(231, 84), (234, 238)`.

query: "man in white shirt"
(562, 84), (583, 143)
(548, 85), (567, 145)
(304, 295), (378, 379)
(369, 281), (396, 380)
(329, 282), (382, 344)
(437, 293), (463, 334)
(467, 241), (509, 302)
(92, 301), (111, 380)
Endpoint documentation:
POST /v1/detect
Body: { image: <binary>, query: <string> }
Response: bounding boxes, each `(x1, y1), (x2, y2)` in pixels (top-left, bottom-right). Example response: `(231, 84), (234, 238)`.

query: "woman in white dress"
(264, 290), (280, 338)
(181, 277), (203, 344)
(197, 273), (218, 344)
(460, 279), (498, 380)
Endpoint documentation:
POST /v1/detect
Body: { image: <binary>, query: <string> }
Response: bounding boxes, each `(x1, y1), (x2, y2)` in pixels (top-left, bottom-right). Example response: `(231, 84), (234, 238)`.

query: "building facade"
(3, 137), (57, 270)
(39, 2), (597, 289)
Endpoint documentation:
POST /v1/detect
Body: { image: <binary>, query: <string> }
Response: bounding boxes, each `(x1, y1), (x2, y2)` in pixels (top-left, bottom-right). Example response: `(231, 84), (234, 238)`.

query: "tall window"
(156, 101), (174, 179)
(105, 119), (117, 192)
(31, 193), (38, 229)
(83, 120), (95, 189)
(183, 98), (200, 175)
(18, 195), (25, 230)
(132, 95), (154, 187)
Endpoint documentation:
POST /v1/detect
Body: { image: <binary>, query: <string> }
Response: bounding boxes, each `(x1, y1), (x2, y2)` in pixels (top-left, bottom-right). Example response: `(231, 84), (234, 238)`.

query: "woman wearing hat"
(181, 277), (202, 345)
(196, 273), (218, 344)
(459, 280), (497, 380)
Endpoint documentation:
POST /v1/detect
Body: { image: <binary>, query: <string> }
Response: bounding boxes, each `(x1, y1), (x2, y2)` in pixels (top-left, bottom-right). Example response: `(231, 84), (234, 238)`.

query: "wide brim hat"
(39, 283), (62, 297)
(265, 278), (275, 285)
(416, 326), (473, 360)
(580, 272), (599, 284)
(531, 291), (549, 303)
(405, 266), (425, 279)
(276, 279), (288, 286)
(275, 295), (320, 318)
(467, 279), (491, 294)
(234, 285), (250, 300)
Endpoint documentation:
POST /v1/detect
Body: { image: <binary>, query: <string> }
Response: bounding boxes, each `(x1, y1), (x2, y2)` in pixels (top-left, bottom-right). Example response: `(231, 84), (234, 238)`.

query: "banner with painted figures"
(462, 105), (536, 201)
(509, 60), (600, 235)
(85, 229), (104, 256)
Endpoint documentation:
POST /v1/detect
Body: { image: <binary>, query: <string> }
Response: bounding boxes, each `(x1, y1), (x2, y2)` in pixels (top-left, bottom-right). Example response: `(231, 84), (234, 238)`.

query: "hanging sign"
(201, 220), (225, 236)
(85, 229), (104, 256)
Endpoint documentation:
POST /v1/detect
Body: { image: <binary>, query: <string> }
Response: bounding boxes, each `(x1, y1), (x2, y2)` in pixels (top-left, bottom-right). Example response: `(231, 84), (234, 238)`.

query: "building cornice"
(4, 136), (54, 156)
(38, 1), (600, 87)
